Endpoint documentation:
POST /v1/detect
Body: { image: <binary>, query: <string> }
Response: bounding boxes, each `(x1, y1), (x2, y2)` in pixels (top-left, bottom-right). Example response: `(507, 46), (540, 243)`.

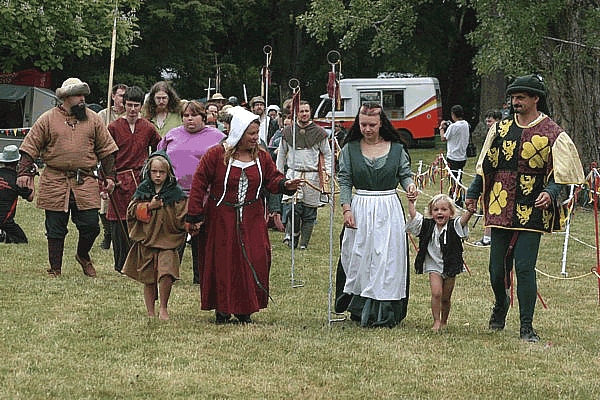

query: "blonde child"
(406, 193), (473, 332)
(122, 150), (187, 320)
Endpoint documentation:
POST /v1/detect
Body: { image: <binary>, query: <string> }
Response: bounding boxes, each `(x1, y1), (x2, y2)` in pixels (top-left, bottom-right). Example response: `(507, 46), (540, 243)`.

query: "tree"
(298, 0), (419, 57)
(470, 0), (600, 171)
(0, 0), (140, 72)
(298, 0), (479, 122)
(123, 0), (223, 100)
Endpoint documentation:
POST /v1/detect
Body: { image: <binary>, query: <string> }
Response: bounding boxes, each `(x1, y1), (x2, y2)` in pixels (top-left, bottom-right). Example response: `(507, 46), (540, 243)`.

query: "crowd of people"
(1, 75), (586, 342)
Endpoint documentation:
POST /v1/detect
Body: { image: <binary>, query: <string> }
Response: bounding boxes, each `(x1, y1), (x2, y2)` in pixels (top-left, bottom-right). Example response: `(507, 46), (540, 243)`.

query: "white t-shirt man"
(444, 119), (470, 161)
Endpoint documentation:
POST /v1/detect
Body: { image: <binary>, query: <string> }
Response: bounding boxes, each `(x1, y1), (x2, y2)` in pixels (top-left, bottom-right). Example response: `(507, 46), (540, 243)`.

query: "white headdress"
(225, 106), (260, 147)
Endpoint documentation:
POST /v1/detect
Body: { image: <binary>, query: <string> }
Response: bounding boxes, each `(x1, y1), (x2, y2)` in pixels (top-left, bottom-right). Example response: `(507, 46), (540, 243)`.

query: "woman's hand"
(184, 221), (204, 235)
(284, 178), (304, 191)
(269, 212), (285, 232)
(406, 183), (418, 203)
(343, 209), (357, 229)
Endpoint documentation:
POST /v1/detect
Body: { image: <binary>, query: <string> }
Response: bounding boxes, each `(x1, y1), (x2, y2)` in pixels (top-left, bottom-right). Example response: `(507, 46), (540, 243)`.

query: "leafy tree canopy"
(298, 0), (421, 56)
(298, 0), (478, 119)
(469, 0), (600, 77)
(0, 0), (141, 72)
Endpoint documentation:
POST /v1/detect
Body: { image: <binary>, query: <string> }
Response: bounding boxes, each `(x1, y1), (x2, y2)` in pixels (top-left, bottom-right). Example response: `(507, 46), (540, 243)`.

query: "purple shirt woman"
(158, 101), (225, 194)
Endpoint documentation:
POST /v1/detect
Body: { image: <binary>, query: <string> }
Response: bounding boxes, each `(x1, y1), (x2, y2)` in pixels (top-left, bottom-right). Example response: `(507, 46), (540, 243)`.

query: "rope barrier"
(535, 268), (594, 280)
(408, 158), (598, 249)
(329, 151), (598, 302)
(404, 158), (599, 285)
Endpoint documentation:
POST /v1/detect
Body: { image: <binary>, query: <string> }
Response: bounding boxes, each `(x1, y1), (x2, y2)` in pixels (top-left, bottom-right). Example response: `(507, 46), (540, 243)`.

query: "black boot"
(76, 226), (99, 277)
(99, 213), (112, 250)
(215, 311), (232, 324)
(47, 238), (65, 277)
(520, 325), (540, 342)
(234, 314), (253, 324)
(489, 294), (510, 330)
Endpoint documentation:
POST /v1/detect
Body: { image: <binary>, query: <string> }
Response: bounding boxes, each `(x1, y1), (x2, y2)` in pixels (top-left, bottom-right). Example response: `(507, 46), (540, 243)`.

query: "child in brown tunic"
(122, 150), (187, 320)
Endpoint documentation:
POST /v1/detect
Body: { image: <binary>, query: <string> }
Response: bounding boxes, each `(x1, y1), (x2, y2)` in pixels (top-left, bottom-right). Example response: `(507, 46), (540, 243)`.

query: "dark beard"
(70, 103), (88, 121)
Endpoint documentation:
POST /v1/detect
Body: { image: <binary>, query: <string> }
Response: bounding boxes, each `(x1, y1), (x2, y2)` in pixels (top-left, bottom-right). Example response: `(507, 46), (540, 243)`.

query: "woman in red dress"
(186, 107), (302, 324)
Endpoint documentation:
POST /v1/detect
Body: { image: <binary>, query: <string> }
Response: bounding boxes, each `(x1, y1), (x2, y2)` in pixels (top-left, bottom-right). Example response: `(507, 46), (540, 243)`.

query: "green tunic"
(338, 141), (414, 205)
(150, 112), (183, 138)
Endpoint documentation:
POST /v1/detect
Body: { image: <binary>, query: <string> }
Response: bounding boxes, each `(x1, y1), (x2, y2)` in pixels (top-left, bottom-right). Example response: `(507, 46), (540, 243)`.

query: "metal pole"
(326, 51), (344, 325)
(592, 165), (600, 304)
(262, 45), (272, 145)
(288, 79), (303, 288)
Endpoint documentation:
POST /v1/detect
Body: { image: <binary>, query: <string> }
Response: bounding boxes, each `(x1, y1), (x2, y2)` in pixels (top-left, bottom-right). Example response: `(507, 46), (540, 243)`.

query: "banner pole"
(105, 0), (119, 127)
(326, 51), (344, 325)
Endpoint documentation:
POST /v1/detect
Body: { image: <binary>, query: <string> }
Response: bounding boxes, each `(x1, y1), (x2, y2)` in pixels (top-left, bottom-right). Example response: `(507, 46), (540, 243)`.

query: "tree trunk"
(473, 71), (506, 145)
(538, 6), (600, 174)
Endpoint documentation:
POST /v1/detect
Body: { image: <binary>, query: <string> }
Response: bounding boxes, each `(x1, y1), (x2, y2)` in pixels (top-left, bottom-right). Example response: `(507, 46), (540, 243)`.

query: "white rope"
(566, 235), (598, 250)
(404, 160), (598, 279)
(535, 268), (594, 280)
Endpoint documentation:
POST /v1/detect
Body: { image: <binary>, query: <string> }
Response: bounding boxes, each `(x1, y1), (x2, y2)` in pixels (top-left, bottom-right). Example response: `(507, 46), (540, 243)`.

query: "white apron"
(340, 189), (408, 301)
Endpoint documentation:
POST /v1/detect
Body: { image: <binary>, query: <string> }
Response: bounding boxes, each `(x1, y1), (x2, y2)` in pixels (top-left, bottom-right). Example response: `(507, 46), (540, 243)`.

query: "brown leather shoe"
(75, 254), (97, 278)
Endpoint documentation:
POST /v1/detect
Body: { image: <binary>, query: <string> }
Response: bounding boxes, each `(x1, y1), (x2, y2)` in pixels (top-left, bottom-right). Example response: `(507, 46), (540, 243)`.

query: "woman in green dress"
(336, 102), (417, 327)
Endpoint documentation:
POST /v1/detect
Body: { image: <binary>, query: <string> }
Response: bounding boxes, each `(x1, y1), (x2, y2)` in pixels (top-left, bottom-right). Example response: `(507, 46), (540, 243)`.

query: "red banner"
(0, 69), (51, 88)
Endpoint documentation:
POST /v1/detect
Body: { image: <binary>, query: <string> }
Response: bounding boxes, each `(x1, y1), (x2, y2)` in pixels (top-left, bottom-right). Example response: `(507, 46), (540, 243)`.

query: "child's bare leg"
(429, 273), (443, 332)
(158, 276), (173, 321)
(441, 277), (456, 328)
(144, 283), (157, 317)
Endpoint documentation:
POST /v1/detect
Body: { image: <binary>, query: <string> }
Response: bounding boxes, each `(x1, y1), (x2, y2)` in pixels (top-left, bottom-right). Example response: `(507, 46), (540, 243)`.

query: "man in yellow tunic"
(465, 75), (584, 342)
(17, 78), (118, 277)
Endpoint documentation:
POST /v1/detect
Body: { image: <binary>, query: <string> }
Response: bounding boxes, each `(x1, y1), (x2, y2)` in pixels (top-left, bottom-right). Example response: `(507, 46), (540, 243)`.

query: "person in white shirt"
(439, 104), (470, 206)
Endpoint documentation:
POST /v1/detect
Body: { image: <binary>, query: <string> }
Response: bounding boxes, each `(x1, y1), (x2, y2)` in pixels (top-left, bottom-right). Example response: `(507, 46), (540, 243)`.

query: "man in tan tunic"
(17, 78), (119, 277)
(97, 83), (128, 126)
(97, 83), (128, 250)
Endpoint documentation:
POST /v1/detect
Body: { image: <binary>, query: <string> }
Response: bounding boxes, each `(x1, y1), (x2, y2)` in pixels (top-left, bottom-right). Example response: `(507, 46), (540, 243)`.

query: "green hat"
(506, 75), (546, 98)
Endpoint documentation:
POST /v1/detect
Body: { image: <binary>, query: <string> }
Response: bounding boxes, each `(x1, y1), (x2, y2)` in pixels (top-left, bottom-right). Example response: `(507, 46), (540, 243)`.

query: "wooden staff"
(261, 45), (272, 144)
(105, 0), (119, 127)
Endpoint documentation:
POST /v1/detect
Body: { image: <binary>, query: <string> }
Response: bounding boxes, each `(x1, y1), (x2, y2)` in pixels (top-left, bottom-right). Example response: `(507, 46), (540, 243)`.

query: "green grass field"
(1, 145), (599, 399)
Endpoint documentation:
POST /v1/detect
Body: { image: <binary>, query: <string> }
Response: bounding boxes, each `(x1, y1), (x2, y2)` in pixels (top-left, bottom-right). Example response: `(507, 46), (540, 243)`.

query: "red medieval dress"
(187, 144), (292, 315)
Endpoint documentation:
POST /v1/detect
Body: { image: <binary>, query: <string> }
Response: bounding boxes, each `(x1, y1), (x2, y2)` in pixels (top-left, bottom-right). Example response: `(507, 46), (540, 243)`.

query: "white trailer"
(314, 77), (442, 146)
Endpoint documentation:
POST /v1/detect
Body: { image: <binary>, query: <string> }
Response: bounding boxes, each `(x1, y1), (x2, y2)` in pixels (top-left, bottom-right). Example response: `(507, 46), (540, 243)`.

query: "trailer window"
(317, 99), (331, 119)
(383, 90), (404, 119)
(360, 91), (381, 105)
(316, 98), (345, 119)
